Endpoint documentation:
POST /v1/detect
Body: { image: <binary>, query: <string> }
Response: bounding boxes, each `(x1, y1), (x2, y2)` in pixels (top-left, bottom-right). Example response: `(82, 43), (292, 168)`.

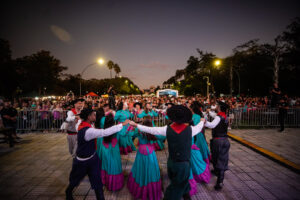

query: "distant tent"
(156, 89), (178, 97)
(85, 92), (99, 97)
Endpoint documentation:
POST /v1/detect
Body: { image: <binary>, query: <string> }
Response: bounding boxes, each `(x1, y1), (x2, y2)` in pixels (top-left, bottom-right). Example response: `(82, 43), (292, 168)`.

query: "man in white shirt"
(205, 101), (230, 190)
(66, 99), (84, 157)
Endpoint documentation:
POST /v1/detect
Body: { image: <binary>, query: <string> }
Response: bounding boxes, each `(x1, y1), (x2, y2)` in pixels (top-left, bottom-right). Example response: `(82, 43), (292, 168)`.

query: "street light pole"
(79, 62), (100, 97)
(79, 58), (105, 97)
(234, 69), (241, 96)
(203, 76), (210, 98)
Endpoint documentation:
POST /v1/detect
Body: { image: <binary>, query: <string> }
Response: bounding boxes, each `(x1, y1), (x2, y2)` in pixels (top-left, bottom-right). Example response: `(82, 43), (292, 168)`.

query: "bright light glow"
(214, 60), (221, 66)
(97, 58), (104, 65)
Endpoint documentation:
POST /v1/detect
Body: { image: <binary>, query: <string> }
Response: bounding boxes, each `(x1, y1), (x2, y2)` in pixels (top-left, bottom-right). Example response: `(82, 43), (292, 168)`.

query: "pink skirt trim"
(127, 173), (162, 200)
(193, 163), (211, 184)
(101, 170), (124, 191)
(189, 178), (197, 196)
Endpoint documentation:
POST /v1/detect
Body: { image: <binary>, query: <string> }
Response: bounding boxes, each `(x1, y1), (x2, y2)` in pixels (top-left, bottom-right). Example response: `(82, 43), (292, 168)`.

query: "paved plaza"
(229, 128), (300, 165)
(0, 130), (300, 200)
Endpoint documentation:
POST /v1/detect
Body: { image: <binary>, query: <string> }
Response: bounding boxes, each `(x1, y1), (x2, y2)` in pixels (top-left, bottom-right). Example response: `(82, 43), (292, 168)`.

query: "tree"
(0, 39), (16, 97)
(280, 17), (300, 95)
(107, 60), (114, 79)
(15, 50), (67, 95)
(113, 63), (121, 77)
(261, 36), (286, 85)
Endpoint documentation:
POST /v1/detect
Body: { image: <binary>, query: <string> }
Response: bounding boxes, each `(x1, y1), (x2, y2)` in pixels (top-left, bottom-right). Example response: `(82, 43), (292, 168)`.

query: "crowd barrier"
(15, 108), (300, 132)
(230, 108), (300, 128)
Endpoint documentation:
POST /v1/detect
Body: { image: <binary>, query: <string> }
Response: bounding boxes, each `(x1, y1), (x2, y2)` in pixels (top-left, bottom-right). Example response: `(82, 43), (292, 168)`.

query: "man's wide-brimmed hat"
(167, 105), (192, 124)
(217, 101), (229, 112)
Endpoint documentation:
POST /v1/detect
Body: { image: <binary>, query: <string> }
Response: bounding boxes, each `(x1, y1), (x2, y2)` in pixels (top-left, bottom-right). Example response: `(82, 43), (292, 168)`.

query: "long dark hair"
(145, 103), (151, 114)
(117, 102), (123, 111)
(140, 116), (157, 141)
(103, 114), (116, 143)
(191, 101), (204, 118)
(95, 107), (104, 128)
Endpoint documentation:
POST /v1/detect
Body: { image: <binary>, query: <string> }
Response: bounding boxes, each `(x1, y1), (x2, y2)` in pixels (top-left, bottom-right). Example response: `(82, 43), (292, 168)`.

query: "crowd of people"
(0, 85), (299, 144)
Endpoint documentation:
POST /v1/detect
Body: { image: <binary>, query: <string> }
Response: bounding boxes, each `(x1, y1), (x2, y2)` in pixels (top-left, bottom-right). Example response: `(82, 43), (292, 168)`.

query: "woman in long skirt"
(114, 102), (136, 155)
(191, 102), (211, 164)
(98, 114), (124, 191)
(127, 117), (162, 200)
(137, 103), (165, 151)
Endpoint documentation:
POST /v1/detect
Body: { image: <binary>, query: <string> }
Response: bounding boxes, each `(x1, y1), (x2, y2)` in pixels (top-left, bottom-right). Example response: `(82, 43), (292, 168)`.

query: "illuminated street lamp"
(79, 58), (105, 96)
(97, 58), (104, 65)
(205, 59), (222, 97)
(214, 59), (221, 67)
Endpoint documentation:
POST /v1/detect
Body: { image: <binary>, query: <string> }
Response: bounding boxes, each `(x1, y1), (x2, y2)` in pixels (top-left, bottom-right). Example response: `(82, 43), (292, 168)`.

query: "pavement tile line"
(228, 132), (300, 174)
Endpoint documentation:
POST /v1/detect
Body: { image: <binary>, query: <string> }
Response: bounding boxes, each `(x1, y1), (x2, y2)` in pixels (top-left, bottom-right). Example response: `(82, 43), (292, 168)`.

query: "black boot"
(95, 189), (105, 200)
(183, 193), (192, 200)
(214, 170), (224, 191)
(211, 169), (218, 176)
(65, 186), (74, 200)
(214, 182), (224, 190)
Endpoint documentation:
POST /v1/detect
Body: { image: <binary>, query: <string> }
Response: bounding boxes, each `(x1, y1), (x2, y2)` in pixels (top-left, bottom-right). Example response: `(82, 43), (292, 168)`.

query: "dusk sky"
(1, 0), (299, 89)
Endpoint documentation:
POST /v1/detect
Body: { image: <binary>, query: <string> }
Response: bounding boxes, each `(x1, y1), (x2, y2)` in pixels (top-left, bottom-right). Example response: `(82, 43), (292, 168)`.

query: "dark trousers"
(210, 138), (230, 184)
(279, 110), (286, 131)
(67, 155), (104, 199)
(108, 96), (116, 110)
(164, 158), (190, 200)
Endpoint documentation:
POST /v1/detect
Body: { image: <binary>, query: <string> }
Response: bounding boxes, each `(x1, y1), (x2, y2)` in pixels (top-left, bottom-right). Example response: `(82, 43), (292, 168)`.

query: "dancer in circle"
(205, 101), (230, 190)
(114, 102), (136, 155)
(128, 117), (162, 200)
(65, 109), (129, 200)
(130, 105), (205, 200)
(137, 102), (165, 151)
(99, 113), (124, 191)
(191, 102), (211, 164)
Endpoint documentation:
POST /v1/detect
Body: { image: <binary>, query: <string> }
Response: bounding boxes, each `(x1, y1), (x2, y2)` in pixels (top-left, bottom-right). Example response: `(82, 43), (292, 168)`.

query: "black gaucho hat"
(134, 102), (143, 109)
(80, 108), (94, 120)
(72, 98), (85, 105)
(217, 101), (229, 112)
(167, 105), (192, 124)
(165, 103), (174, 107)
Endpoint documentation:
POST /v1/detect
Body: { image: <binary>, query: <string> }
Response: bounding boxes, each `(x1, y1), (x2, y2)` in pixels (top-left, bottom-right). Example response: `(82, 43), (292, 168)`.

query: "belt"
(67, 131), (77, 135)
(76, 152), (95, 161)
(213, 136), (227, 139)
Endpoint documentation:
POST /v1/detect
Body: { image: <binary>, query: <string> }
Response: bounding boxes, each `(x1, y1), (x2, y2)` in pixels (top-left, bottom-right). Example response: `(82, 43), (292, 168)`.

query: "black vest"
(212, 116), (228, 138)
(166, 125), (192, 162)
(76, 127), (96, 158)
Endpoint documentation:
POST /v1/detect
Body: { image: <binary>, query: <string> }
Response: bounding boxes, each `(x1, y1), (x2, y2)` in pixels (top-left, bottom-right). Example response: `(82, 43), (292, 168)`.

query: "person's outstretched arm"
(84, 120), (129, 141)
(191, 119), (205, 137)
(205, 116), (220, 129)
(130, 121), (167, 136)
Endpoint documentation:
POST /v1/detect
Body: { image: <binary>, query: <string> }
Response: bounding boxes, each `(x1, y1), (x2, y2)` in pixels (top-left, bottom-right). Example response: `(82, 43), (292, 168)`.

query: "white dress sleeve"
(136, 125), (167, 136)
(84, 124), (123, 141)
(191, 121), (204, 137)
(205, 116), (221, 129)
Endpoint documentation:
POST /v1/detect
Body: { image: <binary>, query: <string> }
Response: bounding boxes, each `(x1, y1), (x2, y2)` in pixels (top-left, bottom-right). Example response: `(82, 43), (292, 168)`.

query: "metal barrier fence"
(16, 108), (300, 132)
(16, 110), (68, 132)
(230, 108), (300, 128)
